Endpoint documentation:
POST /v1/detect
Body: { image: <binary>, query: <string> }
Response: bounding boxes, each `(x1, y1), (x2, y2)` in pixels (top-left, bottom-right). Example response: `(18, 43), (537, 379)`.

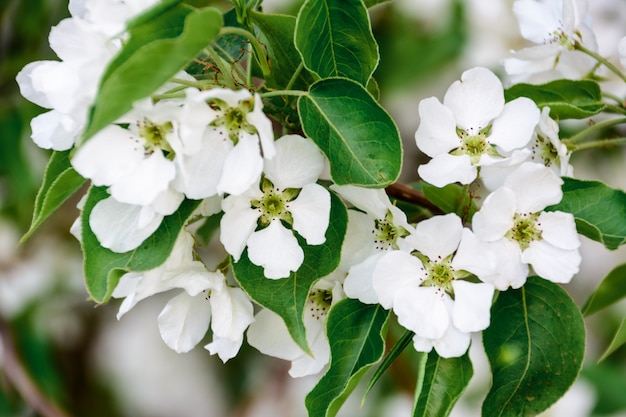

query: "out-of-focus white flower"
(471, 162), (581, 289)
(415, 67), (540, 187)
(247, 277), (344, 377)
(330, 185), (414, 304)
(372, 214), (495, 358)
(504, 0), (598, 84)
(220, 134), (330, 279)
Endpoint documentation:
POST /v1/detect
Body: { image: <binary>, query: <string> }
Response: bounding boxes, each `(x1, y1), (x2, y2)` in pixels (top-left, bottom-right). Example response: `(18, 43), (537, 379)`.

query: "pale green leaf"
(599, 315), (626, 362)
(582, 263), (626, 316)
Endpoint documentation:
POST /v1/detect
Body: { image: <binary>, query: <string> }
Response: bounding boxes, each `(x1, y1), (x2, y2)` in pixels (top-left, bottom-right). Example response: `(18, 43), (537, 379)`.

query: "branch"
(0, 316), (72, 417)
(385, 182), (442, 214)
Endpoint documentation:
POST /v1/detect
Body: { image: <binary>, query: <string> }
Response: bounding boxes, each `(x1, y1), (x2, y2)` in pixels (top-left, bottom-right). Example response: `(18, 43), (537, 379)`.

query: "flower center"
(208, 97), (257, 144)
(307, 289), (332, 320)
(418, 254), (457, 294)
(137, 119), (174, 156)
(506, 212), (542, 251)
(373, 210), (409, 250)
(251, 177), (300, 227)
(452, 126), (499, 164)
(531, 134), (559, 168)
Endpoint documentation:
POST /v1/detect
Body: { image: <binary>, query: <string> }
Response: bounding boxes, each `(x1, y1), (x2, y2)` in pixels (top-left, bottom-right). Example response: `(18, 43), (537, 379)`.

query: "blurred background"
(2, 0), (626, 416)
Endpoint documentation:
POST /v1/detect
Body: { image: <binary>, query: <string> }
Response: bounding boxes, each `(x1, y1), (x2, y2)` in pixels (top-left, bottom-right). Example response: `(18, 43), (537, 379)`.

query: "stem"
(565, 117), (626, 145)
(603, 91), (625, 106)
(204, 44), (237, 89)
(220, 26), (272, 78)
(385, 182), (442, 215)
(285, 62), (304, 91)
(260, 90), (307, 99)
(576, 41), (626, 84)
(0, 317), (71, 417)
(604, 104), (626, 116)
(569, 136), (626, 152)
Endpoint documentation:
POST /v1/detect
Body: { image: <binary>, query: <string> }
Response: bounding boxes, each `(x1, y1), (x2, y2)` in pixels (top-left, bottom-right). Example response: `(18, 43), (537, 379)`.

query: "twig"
(385, 182), (442, 214)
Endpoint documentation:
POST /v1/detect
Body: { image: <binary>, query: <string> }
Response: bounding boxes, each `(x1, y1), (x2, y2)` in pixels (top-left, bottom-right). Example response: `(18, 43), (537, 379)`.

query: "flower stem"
(565, 117), (626, 145)
(220, 26), (272, 78)
(286, 62), (304, 91)
(260, 90), (307, 98)
(576, 41), (626, 84)
(569, 136), (626, 152)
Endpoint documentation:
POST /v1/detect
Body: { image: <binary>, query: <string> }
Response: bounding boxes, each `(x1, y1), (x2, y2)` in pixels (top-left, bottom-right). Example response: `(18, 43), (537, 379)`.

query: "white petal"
(522, 240), (581, 283)
(394, 286), (449, 339)
(409, 213), (462, 259)
(372, 250), (424, 309)
(217, 134), (263, 196)
(451, 281), (494, 333)
(158, 292), (211, 353)
(489, 98), (539, 152)
(209, 285), (254, 342)
(264, 135), (324, 189)
(504, 162), (563, 213)
(339, 210), (377, 270)
(472, 188), (516, 241)
(452, 229), (499, 281)
(289, 184), (331, 245)
(247, 309), (302, 361)
(16, 61), (55, 108)
(72, 125), (144, 186)
(514, 0), (562, 44)
(30, 110), (79, 150)
(204, 336), (243, 363)
(110, 152), (176, 206)
(481, 239), (529, 290)
(248, 93), (276, 159)
(415, 97), (460, 157)
(344, 252), (386, 305)
(247, 220), (304, 279)
(220, 194), (261, 261)
(89, 197), (163, 253)
(443, 67), (504, 132)
(418, 153), (476, 187)
(432, 322), (471, 358)
(538, 211), (580, 250)
(330, 185), (390, 219)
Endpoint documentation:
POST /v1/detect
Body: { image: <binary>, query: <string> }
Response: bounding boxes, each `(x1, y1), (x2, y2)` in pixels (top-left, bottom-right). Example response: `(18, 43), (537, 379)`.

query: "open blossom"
(247, 277), (344, 377)
(415, 67), (540, 187)
(330, 185), (414, 304)
(220, 134), (330, 279)
(15, 0), (158, 150)
(471, 162), (581, 289)
(112, 230), (254, 361)
(504, 0), (597, 83)
(372, 214), (495, 358)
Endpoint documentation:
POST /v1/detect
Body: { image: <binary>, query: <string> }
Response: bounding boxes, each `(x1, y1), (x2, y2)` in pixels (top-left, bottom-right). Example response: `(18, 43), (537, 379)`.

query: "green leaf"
(421, 181), (477, 220)
(21, 150), (86, 243)
(83, 6), (223, 140)
(363, 0), (390, 7)
(305, 299), (389, 417)
(598, 315), (626, 362)
(504, 79), (605, 119)
(582, 263), (626, 316)
(250, 11), (314, 90)
(232, 191), (347, 352)
(482, 277), (585, 417)
(295, 0), (379, 86)
(413, 351), (473, 417)
(547, 177), (626, 250)
(298, 78), (402, 187)
(82, 187), (201, 303)
(363, 329), (414, 403)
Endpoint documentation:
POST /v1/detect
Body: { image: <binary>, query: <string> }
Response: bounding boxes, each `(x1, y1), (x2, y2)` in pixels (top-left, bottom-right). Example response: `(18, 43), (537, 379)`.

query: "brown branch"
(0, 316), (72, 417)
(385, 182), (442, 215)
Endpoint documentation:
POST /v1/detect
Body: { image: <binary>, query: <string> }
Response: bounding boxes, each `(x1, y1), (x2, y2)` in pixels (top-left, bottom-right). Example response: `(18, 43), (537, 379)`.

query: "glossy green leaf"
(582, 263), (626, 316)
(421, 181), (477, 220)
(305, 299), (389, 417)
(295, 0), (378, 86)
(547, 177), (626, 250)
(504, 79), (605, 119)
(83, 6), (222, 140)
(21, 150), (85, 243)
(482, 277), (585, 417)
(232, 192), (347, 352)
(298, 78), (402, 187)
(413, 351), (473, 417)
(363, 329), (414, 403)
(82, 187), (201, 303)
(599, 315), (626, 362)
(250, 11), (314, 90)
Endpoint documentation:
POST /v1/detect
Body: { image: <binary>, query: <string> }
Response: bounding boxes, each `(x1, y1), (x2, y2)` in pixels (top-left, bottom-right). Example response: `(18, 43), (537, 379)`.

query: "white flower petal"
(289, 184), (330, 245)
(538, 211), (580, 250)
(418, 153), (476, 187)
(247, 309), (302, 362)
(373, 250), (424, 309)
(204, 336), (243, 363)
(432, 322), (471, 358)
(443, 67), (504, 132)
(264, 135), (324, 189)
(472, 188), (516, 241)
(30, 110), (79, 150)
(248, 93), (276, 159)
(110, 152), (176, 206)
(452, 229), (499, 281)
(505, 162), (563, 213)
(89, 197), (163, 253)
(220, 194), (261, 261)
(247, 220), (304, 279)
(514, 0), (563, 44)
(158, 292), (212, 353)
(394, 286), (449, 339)
(344, 251), (386, 305)
(409, 213), (462, 259)
(217, 134), (264, 196)
(451, 281), (494, 333)
(522, 240), (581, 283)
(482, 239), (529, 290)
(415, 97), (460, 157)
(330, 185), (390, 219)
(489, 97), (539, 152)
(209, 284), (254, 343)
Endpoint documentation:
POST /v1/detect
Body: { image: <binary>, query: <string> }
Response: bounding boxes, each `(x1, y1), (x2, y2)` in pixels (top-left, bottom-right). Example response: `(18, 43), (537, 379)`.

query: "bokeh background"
(2, 0), (626, 416)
